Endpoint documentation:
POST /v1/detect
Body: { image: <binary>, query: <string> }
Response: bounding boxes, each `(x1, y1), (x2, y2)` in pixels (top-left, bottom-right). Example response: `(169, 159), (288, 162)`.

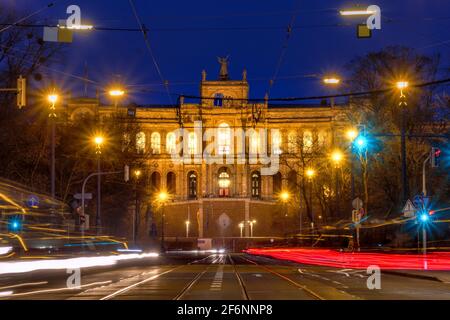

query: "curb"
(384, 270), (444, 283)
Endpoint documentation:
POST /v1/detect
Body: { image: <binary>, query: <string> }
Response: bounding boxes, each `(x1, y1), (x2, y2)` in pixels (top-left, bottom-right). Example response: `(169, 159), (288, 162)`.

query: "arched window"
(249, 130), (260, 155)
(273, 172), (282, 194)
(166, 172), (176, 194)
(188, 171), (197, 199)
(151, 132), (161, 154)
(214, 93), (224, 107)
(272, 130), (282, 155)
(288, 131), (297, 154)
(218, 167), (231, 197)
(318, 131), (327, 148)
(150, 172), (161, 193)
(288, 171), (297, 192)
(218, 123), (231, 155)
(251, 171), (261, 198)
(188, 132), (198, 155)
(136, 131), (146, 153)
(166, 132), (176, 154)
(303, 131), (313, 153)
(122, 133), (131, 152)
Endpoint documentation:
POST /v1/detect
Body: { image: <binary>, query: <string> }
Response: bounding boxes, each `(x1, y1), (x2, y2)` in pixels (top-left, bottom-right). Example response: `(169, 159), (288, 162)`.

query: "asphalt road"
(1, 252), (450, 300)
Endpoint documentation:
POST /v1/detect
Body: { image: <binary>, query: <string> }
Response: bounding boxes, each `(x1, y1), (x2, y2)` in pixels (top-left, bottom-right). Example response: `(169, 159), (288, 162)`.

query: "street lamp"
(47, 92), (59, 199)
(133, 169), (142, 244)
(93, 134), (104, 232)
(157, 191), (170, 252)
(279, 191), (293, 237)
(108, 88), (125, 112)
(238, 222), (244, 238)
(323, 76), (341, 107)
(331, 150), (344, 219)
(396, 80), (410, 203)
(346, 128), (358, 142)
(305, 168), (316, 240)
(249, 219), (256, 237)
(185, 220), (190, 238)
(331, 149), (344, 167)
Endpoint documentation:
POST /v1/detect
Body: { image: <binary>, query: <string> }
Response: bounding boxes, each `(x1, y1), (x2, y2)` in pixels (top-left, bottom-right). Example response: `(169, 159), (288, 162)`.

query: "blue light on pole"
(419, 213), (429, 223)
(8, 218), (21, 232)
(354, 136), (367, 151)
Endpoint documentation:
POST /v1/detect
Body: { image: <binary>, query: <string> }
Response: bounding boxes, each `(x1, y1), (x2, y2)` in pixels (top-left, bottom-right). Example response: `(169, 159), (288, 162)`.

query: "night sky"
(7, 0), (450, 104)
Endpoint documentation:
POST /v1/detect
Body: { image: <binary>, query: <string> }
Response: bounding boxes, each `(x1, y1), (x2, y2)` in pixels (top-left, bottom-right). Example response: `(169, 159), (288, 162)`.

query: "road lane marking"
(0, 281), (112, 298)
(0, 281), (48, 290)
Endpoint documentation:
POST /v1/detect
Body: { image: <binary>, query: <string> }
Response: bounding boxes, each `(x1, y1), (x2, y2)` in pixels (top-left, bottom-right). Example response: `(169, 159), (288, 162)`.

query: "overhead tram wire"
(267, 0), (302, 96)
(128, 0), (174, 106)
(0, 1), (59, 34)
(175, 77), (450, 103)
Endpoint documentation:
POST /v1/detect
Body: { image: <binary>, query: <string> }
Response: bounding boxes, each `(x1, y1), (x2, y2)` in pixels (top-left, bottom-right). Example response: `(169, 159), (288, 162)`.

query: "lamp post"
(158, 191), (169, 253)
(396, 81), (409, 203)
(305, 168), (316, 244)
(323, 76), (341, 107)
(238, 222), (244, 238)
(249, 219), (256, 238)
(133, 169), (141, 244)
(185, 220), (190, 238)
(93, 135), (104, 232)
(47, 92), (58, 199)
(346, 129), (358, 199)
(109, 88), (125, 112)
(280, 191), (291, 236)
(331, 150), (344, 219)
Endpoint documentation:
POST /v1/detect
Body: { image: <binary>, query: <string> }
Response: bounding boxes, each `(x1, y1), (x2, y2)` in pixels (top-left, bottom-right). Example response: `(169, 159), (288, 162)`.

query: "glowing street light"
(94, 135), (104, 147)
(158, 191), (169, 202)
(396, 81), (409, 90)
(331, 150), (344, 167)
(249, 219), (256, 237)
(305, 168), (316, 180)
(323, 77), (341, 85)
(238, 222), (244, 238)
(47, 94), (58, 104)
(280, 191), (290, 202)
(185, 220), (190, 238)
(346, 129), (358, 141)
(109, 89), (125, 97)
(339, 8), (376, 16)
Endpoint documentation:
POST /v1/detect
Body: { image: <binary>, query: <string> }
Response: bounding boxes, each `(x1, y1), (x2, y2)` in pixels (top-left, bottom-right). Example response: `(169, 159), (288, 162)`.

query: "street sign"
(26, 195), (39, 208)
(352, 197), (363, 210)
(74, 193), (92, 200)
(402, 199), (417, 218)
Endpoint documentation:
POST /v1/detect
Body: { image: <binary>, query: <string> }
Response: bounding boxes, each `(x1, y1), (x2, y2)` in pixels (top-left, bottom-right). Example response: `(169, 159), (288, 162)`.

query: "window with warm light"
(318, 131), (327, 148)
(218, 123), (231, 155)
(151, 132), (161, 154)
(288, 131), (297, 154)
(249, 130), (260, 155)
(251, 171), (261, 198)
(188, 132), (198, 155)
(166, 132), (176, 154)
(136, 131), (146, 153)
(272, 130), (282, 155)
(218, 168), (231, 197)
(303, 131), (313, 152)
(188, 171), (197, 198)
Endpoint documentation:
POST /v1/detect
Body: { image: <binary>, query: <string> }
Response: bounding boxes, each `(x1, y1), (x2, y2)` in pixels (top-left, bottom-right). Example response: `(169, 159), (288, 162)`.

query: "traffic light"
(16, 76), (26, 108)
(431, 147), (441, 168)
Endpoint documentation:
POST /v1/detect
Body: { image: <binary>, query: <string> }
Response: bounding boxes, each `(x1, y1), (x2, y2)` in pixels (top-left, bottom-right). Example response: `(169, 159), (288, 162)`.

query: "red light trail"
(245, 248), (450, 270)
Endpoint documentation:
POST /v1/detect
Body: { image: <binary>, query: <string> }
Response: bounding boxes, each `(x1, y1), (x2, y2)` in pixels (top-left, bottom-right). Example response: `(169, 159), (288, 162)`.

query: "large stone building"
(68, 65), (349, 240)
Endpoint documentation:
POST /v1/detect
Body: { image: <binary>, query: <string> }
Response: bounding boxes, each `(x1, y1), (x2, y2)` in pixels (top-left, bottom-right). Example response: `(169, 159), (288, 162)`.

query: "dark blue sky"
(8, 0), (450, 104)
